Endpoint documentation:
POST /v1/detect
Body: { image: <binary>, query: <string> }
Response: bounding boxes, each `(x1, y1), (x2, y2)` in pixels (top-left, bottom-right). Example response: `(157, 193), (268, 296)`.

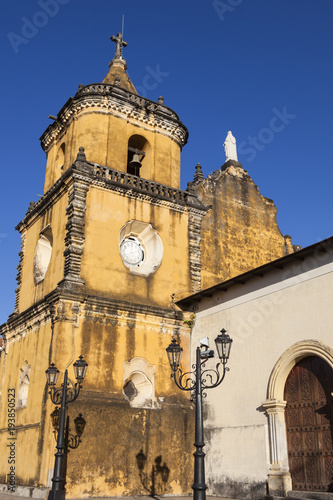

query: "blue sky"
(1, 0), (333, 323)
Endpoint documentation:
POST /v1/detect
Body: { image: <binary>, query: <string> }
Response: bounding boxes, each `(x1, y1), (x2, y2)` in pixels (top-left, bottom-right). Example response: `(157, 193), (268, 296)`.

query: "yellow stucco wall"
(0, 320), (53, 486)
(55, 310), (193, 498)
(81, 186), (191, 308)
(0, 300), (193, 497)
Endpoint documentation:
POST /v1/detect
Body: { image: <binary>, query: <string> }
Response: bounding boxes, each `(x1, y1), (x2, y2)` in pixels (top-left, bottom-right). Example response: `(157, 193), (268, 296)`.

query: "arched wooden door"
(284, 356), (333, 491)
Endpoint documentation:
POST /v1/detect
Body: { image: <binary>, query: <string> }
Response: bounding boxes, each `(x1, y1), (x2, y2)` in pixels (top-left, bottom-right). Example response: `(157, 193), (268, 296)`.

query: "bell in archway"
(129, 153), (142, 171)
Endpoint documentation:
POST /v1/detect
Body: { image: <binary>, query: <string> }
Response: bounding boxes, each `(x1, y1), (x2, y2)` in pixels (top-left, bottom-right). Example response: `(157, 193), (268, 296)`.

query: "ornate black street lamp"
(166, 329), (232, 500)
(45, 355), (88, 500)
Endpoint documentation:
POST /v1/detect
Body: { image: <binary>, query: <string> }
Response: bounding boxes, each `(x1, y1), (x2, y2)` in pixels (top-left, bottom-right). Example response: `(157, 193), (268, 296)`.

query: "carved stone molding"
(82, 299), (183, 332)
(40, 84), (189, 152)
(188, 208), (207, 293)
(16, 176), (68, 233)
(91, 162), (190, 204)
(16, 153), (210, 271)
(14, 230), (27, 314)
(58, 174), (90, 291)
(18, 161), (206, 238)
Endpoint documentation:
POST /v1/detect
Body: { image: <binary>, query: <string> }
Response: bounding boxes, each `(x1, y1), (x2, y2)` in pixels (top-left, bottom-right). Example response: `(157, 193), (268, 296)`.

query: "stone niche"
(17, 361), (31, 409)
(33, 226), (53, 284)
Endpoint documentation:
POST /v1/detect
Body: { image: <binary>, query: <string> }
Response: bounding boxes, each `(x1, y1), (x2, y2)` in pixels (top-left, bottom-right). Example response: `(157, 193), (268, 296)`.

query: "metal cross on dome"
(110, 32), (128, 60)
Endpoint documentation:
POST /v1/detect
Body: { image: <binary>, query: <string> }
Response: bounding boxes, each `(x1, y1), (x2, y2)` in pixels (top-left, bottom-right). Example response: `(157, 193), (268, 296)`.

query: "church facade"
(0, 35), (297, 498)
(178, 237), (333, 498)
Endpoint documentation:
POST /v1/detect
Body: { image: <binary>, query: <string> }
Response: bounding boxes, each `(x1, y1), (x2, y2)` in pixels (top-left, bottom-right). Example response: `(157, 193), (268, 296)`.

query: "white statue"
(223, 131), (238, 162)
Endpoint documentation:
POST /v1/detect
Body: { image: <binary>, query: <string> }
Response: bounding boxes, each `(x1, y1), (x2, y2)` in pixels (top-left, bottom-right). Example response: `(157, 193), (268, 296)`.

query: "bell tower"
(42, 32), (186, 193)
(0, 35), (208, 497)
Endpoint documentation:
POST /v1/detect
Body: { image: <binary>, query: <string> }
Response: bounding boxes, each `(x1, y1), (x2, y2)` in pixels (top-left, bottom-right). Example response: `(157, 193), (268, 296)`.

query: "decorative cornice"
(0, 298), (53, 344)
(83, 293), (183, 323)
(0, 287), (184, 341)
(16, 169), (71, 232)
(40, 84), (189, 152)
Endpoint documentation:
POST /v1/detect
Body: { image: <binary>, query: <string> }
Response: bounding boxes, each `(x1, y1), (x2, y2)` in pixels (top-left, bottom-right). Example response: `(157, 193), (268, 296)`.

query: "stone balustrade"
(90, 162), (189, 204)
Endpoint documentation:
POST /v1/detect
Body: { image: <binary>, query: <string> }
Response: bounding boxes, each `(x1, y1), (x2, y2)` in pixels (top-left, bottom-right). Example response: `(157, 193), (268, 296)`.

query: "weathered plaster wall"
(82, 186), (191, 308)
(194, 162), (295, 288)
(0, 288), (195, 497)
(65, 394), (193, 498)
(48, 300), (194, 498)
(0, 316), (53, 487)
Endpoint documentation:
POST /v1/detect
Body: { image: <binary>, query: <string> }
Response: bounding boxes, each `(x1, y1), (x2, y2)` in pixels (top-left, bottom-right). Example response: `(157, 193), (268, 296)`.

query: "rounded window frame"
(119, 221), (163, 277)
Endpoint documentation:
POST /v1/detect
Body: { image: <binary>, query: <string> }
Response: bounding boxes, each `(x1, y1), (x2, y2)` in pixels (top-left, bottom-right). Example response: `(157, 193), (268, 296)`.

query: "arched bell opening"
(127, 135), (151, 178)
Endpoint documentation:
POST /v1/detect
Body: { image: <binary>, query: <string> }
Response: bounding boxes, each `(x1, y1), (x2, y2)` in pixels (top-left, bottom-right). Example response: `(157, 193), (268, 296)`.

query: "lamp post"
(45, 356), (88, 500)
(166, 329), (232, 500)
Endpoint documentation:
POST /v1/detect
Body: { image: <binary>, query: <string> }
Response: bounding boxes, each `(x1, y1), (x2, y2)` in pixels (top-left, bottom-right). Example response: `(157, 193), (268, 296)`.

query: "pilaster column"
(58, 170), (90, 291)
(187, 206), (208, 293)
(262, 399), (292, 496)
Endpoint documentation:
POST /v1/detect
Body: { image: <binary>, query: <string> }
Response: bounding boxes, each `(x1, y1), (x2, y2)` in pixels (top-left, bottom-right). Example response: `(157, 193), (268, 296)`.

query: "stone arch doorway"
(263, 340), (333, 496)
(284, 356), (333, 492)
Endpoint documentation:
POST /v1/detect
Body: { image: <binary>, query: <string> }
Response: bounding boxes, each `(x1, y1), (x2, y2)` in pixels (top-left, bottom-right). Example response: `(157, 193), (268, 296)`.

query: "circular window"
(119, 221), (163, 277)
(120, 236), (144, 266)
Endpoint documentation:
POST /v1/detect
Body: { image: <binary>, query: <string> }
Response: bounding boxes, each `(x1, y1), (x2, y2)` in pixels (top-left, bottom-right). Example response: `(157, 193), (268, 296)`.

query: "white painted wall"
(189, 249), (333, 497)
